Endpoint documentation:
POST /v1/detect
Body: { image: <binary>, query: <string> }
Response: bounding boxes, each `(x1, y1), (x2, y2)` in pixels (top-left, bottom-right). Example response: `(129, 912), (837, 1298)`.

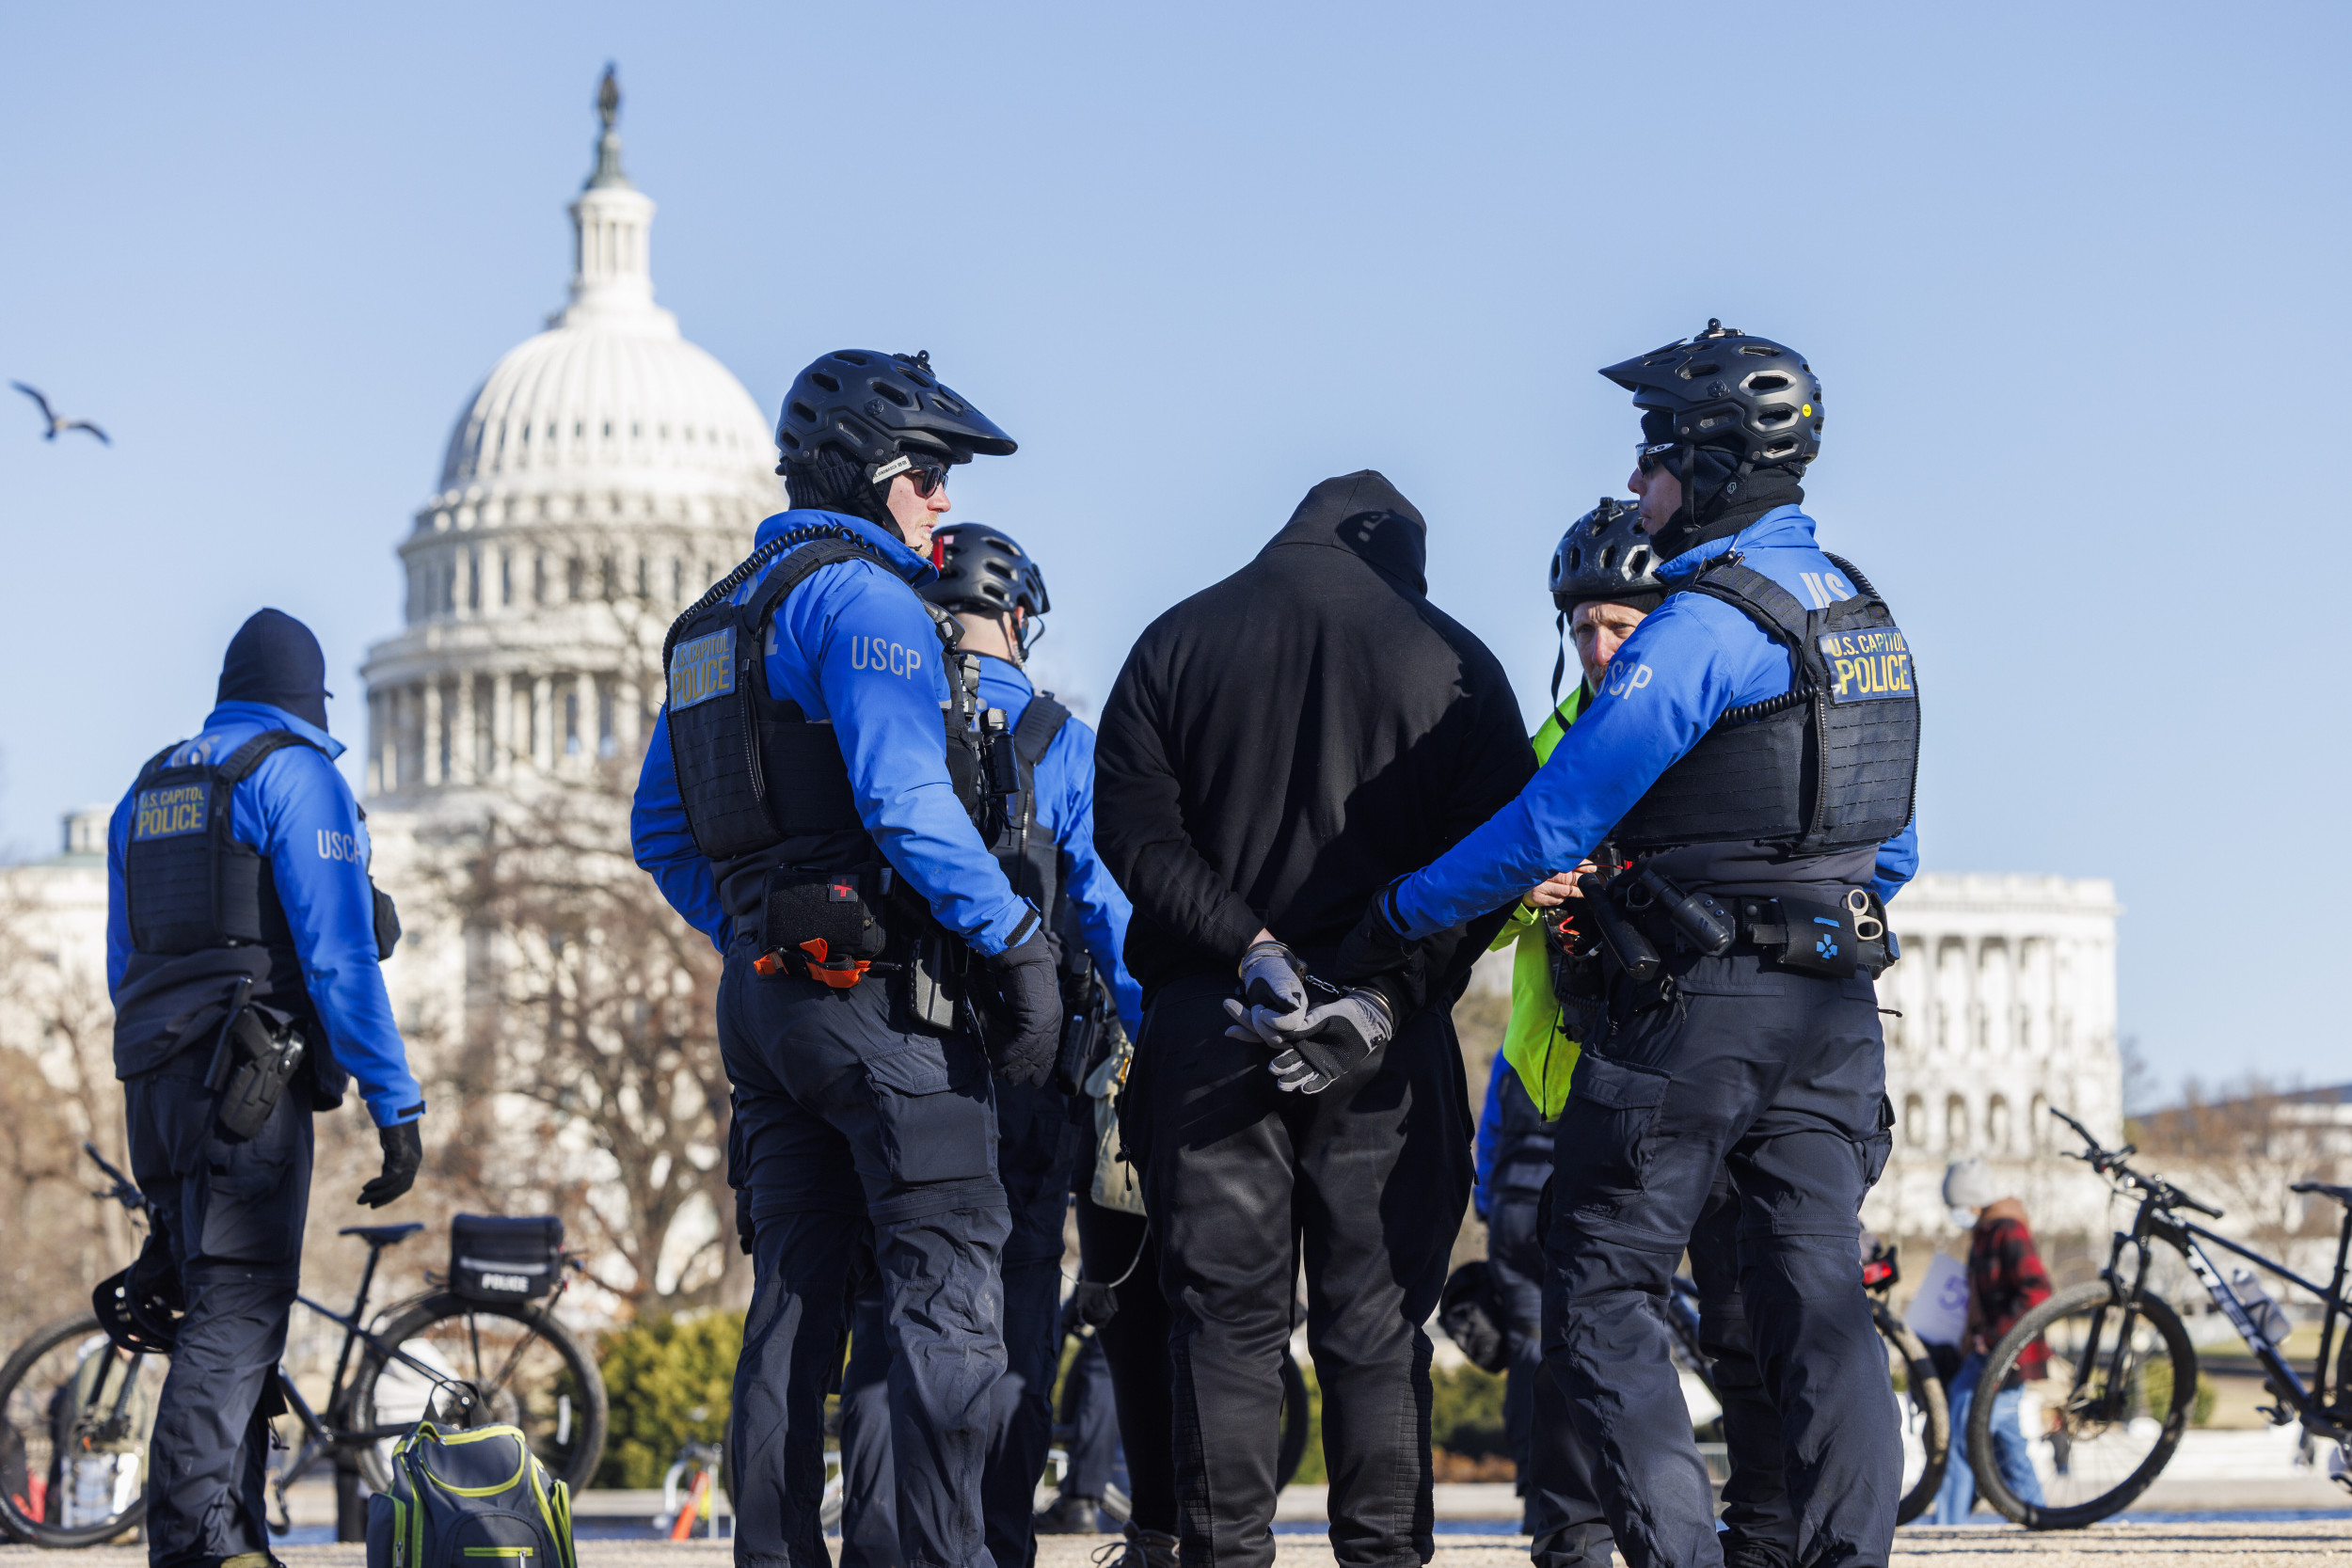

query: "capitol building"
(358, 78), (780, 809)
(0, 77), (2125, 1307)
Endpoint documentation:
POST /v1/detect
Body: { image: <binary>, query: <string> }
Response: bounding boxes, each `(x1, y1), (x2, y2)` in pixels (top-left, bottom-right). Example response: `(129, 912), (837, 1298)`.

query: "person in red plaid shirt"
(1931, 1158), (2054, 1522)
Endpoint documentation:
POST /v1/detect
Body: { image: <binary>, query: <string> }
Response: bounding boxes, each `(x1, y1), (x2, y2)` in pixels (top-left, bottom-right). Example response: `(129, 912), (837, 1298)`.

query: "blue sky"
(4, 3), (2345, 1094)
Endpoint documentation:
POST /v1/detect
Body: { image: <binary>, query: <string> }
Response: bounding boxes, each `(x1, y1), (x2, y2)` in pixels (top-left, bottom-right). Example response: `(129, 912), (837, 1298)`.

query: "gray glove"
(1235, 940), (1310, 1029)
(1263, 987), (1394, 1094)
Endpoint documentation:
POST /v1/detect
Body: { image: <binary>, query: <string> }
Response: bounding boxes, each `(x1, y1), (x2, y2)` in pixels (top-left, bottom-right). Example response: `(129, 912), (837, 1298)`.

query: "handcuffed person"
(1096, 470), (1534, 1568)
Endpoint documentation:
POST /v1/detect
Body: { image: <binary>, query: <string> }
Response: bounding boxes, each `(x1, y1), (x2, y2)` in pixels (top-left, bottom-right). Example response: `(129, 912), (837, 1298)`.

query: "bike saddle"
(2292, 1180), (2352, 1210)
(340, 1222), (426, 1248)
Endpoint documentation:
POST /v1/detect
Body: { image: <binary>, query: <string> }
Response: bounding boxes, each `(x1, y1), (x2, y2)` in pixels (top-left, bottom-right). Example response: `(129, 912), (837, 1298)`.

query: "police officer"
(834, 524), (1142, 1568)
(105, 609), (424, 1568)
(1341, 324), (1919, 1568)
(630, 350), (1063, 1568)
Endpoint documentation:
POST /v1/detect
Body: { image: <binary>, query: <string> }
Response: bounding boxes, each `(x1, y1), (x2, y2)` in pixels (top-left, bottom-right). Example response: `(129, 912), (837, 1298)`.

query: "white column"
(532, 675), (555, 770)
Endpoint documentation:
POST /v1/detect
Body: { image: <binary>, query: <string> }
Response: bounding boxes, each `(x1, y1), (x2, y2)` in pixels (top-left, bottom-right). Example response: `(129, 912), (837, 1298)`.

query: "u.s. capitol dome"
(360, 75), (780, 804)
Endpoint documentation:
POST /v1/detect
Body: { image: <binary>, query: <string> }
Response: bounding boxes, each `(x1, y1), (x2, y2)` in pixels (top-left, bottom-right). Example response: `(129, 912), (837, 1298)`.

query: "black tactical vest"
(1612, 551), (1918, 856)
(114, 730), (350, 1106)
(991, 693), (1072, 959)
(663, 527), (989, 928)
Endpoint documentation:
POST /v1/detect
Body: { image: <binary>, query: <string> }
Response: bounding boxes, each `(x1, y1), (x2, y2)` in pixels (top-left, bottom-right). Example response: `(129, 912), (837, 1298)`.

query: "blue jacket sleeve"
(631, 710), (729, 952)
(1035, 717), (1144, 1038)
(775, 563), (1035, 955)
(1871, 816), (1919, 906)
(105, 793), (133, 995)
(245, 750), (423, 1127)
(1473, 1053), (1510, 1220)
(1393, 597), (1766, 937)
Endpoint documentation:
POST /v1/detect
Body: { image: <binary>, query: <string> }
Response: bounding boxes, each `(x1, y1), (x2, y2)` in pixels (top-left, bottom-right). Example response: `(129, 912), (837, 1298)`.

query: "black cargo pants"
(838, 1075), (1076, 1568)
(1125, 974), (1471, 1568)
(125, 1060), (313, 1568)
(1543, 951), (1896, 1568)
(722, 939), (1010, 1568)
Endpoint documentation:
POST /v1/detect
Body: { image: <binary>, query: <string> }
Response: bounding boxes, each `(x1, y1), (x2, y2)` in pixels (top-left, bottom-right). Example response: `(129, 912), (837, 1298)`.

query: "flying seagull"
(11, 383), (109, 444)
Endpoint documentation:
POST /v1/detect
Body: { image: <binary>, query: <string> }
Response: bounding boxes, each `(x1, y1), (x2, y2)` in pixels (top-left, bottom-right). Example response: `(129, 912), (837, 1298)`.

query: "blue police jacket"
(971, 654), (1144, 1038)
(1393, 506), (1919, 939)
(632, 511), (1040, 957)
(104, 701), (423, 1128)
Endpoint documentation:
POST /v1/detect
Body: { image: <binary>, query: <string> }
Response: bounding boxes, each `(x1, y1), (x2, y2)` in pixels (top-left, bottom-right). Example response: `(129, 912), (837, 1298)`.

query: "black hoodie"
(1096, 471), (1536, 1005)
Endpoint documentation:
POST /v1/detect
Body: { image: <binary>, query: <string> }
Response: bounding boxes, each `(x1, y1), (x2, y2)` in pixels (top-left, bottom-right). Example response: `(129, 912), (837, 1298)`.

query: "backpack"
(366, 1422), (576, 1568)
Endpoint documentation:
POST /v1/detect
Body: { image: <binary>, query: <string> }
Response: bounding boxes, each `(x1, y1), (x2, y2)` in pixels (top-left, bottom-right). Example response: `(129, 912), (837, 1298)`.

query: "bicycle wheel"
(1969, 1279), (2195, 1528)
(0, 1312), (167, 1548)
(347, 1291), (607, 1493)
(1875, 1307), (1949, 1525)
(1275, 1348), (1310, 1491)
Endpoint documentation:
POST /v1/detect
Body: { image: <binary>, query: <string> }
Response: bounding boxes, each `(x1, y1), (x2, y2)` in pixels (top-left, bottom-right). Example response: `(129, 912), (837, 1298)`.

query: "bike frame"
(2095, 1175), (2352, 1442)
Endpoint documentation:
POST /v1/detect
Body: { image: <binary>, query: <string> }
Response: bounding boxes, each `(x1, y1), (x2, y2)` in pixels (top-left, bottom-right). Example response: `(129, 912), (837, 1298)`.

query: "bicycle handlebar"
(2047, 1106), (2222, 1219)
(83, 1142), (145, 1212)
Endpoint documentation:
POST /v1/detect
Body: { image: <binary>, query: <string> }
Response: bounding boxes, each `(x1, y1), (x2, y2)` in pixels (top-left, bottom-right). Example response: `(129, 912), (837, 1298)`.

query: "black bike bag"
(450, 1214), (565, 1303)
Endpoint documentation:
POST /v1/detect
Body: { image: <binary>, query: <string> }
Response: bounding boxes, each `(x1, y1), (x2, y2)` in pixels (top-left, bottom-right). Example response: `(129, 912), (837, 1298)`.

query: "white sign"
(1904, 1250), (1971, 1348)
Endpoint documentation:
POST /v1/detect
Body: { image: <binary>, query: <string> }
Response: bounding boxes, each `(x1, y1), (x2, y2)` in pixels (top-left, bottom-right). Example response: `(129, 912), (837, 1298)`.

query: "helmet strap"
(1549, 610), (1568, 708)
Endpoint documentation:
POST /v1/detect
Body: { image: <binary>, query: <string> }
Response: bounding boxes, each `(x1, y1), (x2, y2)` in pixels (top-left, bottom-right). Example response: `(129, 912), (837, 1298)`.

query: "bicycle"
(1963, 1106), (2352, 1528)
(1667, 1238), (1948, 1526)
(0, 1144), (608, 1548)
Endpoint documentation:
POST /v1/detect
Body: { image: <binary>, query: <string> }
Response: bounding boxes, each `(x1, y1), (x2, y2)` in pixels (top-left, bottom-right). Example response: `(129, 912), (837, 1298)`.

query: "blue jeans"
(1932, 1352), (2044, 1524)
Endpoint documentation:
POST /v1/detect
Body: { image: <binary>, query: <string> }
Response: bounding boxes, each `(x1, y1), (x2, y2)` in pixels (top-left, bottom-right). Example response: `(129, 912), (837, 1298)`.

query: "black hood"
(1262, 469), (1428, 594)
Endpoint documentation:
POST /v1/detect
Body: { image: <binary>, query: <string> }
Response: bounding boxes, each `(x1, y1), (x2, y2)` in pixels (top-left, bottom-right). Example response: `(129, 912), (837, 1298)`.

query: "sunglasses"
(1634, 441), (1680, 476)
(871, 453), (951, 498)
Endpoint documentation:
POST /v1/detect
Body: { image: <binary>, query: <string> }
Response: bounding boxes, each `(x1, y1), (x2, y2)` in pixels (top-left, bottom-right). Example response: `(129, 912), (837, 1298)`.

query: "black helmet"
(93, 1267), (181, 1354)
(1437, 1261), (1508, 1375)
(775, 349), (1016, 482)
(921, 526), (1051, 622)
(1600, 319), (1822, 470)
(1550, 498), (1663, 614)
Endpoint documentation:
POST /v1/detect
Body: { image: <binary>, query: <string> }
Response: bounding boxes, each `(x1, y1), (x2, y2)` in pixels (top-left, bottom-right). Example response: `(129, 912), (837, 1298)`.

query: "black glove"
(736, 1188), (756, 1255)
(1263, 987), (1394, 1094)
(358, 1118), (423, 1209)
(1334, 879), (1419, 990)
(976, 927), (1062, 1086)
(1235, 940), (1310, 1024)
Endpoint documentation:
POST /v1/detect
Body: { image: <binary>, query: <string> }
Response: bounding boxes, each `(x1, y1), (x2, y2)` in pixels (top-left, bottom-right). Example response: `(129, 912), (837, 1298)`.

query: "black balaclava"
(217, 609), (331, 730)
(1641, 410), (1805, 561)
(786, 444), (901, 535)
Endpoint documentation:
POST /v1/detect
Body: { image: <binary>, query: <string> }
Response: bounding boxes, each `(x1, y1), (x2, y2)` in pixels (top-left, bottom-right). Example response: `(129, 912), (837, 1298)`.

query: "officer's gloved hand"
(1235, 940), (1311, 1026)
(977, 928), (1062, 1086)
(358, 1118), (423, 1209)
(1263, 987), (1394, 1095)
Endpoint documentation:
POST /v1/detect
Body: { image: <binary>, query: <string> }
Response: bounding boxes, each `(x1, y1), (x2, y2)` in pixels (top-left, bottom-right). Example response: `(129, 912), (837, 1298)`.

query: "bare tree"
(2137, 1077), (2348, 1284)
(418, 754), (744, 1312)
(0, 878), (135, 1340)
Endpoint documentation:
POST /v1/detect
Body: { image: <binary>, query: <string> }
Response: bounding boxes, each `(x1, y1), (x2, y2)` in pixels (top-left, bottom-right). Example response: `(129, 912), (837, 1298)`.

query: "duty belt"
(1572, 862), (1894, 985)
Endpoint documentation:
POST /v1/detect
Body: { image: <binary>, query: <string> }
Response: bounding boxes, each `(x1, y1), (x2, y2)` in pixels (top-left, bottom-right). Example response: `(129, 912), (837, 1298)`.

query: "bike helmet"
(1600, 319), (1822, 471)
(93, 1267), (181, 1355)
(1437, 1261), (1508, 1375)
(1549, 497), (1663, 614)
(775, 349), (1016, 483)
(921, 526), (1051, 620)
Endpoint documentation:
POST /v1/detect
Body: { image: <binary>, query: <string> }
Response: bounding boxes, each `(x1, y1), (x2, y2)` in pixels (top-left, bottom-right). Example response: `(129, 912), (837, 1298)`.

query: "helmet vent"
(934, 393), (966, 414)
(1599, 546), (1619, 569)
(1565, 548), (1583, 571)
(1680, 359), (1723, 380)
(1627, 548), (1650, 574)
(834, 352), (871, 367)
(1745, 372), (1791, 392)
(787, 400), (818, 425)
(873, 381), (914, 408)
(809, 372), (841, 394)
(1738, 344), (1781, 357)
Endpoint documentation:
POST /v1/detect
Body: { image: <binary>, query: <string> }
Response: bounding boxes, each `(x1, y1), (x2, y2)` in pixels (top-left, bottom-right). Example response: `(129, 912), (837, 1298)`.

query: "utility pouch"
(754, 867), (888, 988)
(908, 930), (961, 1034)
(1736, 894), (1866, 978)
(1542, 907), (1612, 1047)
(372, 881), (402, 961)
(202, 997), (306, 1143)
